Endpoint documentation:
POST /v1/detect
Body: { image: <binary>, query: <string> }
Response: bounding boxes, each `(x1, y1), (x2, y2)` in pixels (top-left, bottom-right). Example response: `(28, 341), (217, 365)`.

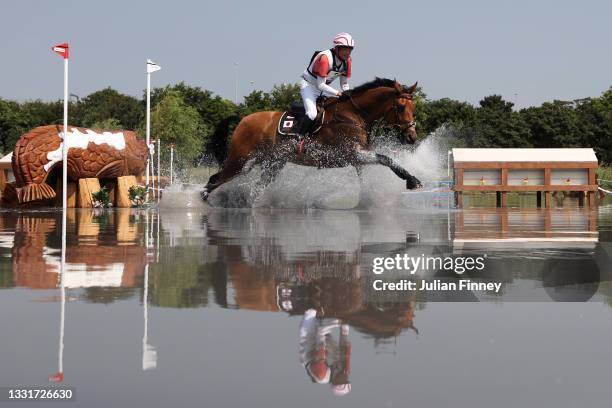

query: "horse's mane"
(338, 77), (397, 101)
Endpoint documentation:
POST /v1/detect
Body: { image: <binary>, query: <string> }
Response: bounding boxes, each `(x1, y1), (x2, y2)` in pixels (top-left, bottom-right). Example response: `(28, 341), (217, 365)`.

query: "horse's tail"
(207, 115), (240, 165)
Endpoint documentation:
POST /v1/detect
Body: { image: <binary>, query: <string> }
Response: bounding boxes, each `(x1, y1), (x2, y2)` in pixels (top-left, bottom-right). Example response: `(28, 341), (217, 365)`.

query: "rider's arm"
(316, 76), (341, 96)
(313, 54), (341, 96)
(340, 57), (351, 91)
(340, 76), (350, 91)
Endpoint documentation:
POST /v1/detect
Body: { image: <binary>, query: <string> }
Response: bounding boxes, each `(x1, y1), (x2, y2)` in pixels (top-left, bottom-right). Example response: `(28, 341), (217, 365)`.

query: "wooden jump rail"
(451, 149), (599, 208)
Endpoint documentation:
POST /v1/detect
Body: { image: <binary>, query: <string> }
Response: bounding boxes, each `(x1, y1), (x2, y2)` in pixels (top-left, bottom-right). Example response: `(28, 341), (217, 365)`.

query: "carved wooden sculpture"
(2, 125), (148, 206)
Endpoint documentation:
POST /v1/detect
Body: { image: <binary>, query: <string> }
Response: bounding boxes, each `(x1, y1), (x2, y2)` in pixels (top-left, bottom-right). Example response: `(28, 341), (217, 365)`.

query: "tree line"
(0, 82), (610, 166)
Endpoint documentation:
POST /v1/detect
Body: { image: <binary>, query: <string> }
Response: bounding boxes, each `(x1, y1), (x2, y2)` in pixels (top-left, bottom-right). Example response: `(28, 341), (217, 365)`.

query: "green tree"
(75, 87), (143, 130)
(239, 90), (273, 116)
(90, 117), (123, 131)
(0, 98), (31, 154)
(464, 95), (532, 148)
(269, 83), (301, 111)
(574, 88), (612, 163)
(150, 91), (206, 169)
(20, 99), (64, 126)
(238, 82), (300, 115)
(416, 97), (477, 139)
(521, 100), (582, 148)
(150, 82), (236, 130)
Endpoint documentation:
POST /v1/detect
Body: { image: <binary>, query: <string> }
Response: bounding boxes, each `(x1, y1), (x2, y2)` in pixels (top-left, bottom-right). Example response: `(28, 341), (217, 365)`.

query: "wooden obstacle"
(453, 208), (598, 244)
(451, 148), (599, 208)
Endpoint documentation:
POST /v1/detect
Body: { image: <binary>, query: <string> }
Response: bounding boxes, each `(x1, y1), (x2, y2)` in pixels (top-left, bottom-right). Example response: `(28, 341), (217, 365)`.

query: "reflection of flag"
(48, 371), (64, 382)
(51, 43), (69, 59)
(146, 59), (161, 73)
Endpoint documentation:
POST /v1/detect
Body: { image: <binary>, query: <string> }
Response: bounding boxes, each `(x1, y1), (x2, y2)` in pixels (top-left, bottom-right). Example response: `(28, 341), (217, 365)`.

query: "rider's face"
(336, 46), (353, 61)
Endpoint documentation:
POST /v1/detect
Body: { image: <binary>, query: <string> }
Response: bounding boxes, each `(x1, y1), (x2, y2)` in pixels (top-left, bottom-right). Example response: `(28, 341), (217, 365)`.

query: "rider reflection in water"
(298, 32), (355, 140)
(299, 309), (352, 397)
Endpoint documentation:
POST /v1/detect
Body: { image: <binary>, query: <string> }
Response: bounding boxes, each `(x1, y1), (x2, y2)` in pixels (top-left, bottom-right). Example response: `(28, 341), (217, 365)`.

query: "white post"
(157, 138), (161, 202)
(150, 144), (155, 201)
(146, 71), (151, 189)
(170, 145), (174, 185)
(142, 262), (149, 370)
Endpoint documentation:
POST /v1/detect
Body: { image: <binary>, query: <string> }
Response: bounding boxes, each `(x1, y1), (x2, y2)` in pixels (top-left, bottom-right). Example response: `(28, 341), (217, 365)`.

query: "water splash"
(157, 183), (208, 210)
(161, 126), (455, 209)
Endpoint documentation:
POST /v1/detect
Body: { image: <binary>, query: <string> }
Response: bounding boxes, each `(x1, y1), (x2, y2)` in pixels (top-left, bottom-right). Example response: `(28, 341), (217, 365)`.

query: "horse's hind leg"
(201, 158), (247, 201)
(201, 172), (221, 201)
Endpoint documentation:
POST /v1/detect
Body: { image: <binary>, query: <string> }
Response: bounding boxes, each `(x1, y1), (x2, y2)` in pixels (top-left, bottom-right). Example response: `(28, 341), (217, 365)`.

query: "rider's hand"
(336, 91), (343, 97)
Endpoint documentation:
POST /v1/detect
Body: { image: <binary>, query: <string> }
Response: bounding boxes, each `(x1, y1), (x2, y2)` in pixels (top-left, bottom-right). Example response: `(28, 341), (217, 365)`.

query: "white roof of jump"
(451, 148), (598, 163)
(0, 152), (12, 169)
(0, 152), (12, 163)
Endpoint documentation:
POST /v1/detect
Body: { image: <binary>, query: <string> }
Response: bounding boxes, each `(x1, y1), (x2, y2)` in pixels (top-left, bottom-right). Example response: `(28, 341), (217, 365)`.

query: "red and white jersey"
(302, 49), (352, 86)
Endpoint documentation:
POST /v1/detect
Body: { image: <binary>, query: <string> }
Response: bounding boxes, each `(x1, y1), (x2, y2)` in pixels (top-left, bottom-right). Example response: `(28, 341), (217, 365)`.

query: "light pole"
(513, 92), (518, 110)
(234, 62), (239, 104)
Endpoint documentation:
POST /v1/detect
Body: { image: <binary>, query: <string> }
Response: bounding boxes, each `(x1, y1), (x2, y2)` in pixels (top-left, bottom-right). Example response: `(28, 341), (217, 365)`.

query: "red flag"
(51, 43), (69, 59)
(48, 371), (64, 382)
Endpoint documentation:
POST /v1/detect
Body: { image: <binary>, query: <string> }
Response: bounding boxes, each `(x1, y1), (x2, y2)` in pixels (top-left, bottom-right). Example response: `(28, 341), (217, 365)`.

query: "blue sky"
(2, 0), (610, 108)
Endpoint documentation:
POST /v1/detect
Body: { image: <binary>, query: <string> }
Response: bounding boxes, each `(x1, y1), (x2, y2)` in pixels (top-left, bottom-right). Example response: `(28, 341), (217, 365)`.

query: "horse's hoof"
(406, 176), (422, 190)
(200, 189), (209, 201)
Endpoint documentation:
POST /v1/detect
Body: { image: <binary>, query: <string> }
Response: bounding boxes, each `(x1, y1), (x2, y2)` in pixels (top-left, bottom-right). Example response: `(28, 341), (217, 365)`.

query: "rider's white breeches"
(300, 80), (320, 120)
(300, 79), (336, 121)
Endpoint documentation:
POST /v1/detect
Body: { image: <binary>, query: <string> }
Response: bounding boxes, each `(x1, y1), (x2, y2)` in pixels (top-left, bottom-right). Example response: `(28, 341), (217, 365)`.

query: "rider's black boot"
(297, 116), (315, 140)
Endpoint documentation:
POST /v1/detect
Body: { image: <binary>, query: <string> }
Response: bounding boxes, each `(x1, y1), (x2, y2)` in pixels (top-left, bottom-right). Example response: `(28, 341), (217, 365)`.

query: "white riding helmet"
(333, 32), (355, 48)
(331, 383), (352, 396)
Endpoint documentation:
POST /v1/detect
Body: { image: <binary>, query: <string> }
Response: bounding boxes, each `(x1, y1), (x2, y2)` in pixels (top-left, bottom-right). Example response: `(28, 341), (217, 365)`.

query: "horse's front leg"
(355, 148), (422, 189)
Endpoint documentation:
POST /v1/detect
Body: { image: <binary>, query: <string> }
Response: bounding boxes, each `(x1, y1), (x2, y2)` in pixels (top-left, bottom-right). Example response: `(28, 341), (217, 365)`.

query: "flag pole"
(61, 55), (68, 273)
(60, 48), (68, 374)
(145, 59), (161, 201)
(49, 42), (69, 384)
(145, 70), (151, 191)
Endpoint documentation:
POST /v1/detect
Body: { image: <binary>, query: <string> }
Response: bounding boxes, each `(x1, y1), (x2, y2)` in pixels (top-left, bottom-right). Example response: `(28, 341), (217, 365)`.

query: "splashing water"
(159, 127), (455, 210)
(157, 183), (208, 210)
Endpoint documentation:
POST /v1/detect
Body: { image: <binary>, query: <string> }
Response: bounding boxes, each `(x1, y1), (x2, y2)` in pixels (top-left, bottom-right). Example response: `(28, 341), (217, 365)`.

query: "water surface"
(1, 203), (611, 407)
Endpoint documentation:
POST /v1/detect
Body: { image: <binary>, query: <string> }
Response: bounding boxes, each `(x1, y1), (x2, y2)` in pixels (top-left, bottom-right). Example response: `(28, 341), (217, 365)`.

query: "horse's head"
(383, 81), (418, 144)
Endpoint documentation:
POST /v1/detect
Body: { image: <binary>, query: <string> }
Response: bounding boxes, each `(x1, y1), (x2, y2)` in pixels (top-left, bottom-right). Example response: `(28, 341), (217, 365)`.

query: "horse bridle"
(391, 93), (417, 131)
(328, 92), (416, 134)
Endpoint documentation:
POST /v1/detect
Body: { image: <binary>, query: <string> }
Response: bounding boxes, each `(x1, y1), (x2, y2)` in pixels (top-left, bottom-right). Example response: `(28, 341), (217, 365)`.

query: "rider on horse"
(298, 32), (354, 139)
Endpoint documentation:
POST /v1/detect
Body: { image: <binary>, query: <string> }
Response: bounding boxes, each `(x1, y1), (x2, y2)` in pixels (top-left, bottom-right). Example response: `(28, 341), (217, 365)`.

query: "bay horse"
(201, 78), (423, 201)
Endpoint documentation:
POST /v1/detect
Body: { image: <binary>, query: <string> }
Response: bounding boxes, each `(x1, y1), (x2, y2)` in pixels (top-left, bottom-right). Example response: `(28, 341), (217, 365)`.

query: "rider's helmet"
(331, 383), (352, 396)
(333, 33), (355, 48)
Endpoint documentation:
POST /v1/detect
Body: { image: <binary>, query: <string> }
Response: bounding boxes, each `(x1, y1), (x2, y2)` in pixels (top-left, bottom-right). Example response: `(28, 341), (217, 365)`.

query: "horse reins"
(320, 90), (417, 139)
(339, 92), (416, 132)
